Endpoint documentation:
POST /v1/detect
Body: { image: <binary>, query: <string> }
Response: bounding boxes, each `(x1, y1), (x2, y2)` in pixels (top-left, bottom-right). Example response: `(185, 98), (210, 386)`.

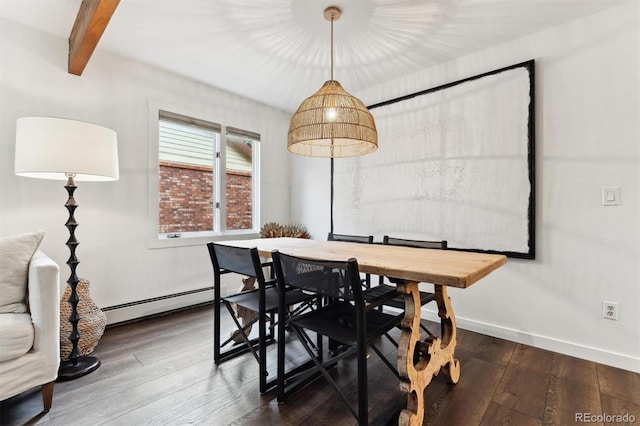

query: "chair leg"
(213, 278), (222, 364)
(258, 305), (268, 393)
(357, 343), (368, 425)
(42, 381), (54, 412)
(277, 308), (286, 403)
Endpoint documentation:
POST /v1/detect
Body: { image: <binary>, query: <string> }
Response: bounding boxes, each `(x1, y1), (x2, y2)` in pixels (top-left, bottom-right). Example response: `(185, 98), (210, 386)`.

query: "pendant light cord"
(329, 13), (335, 233)
(330, 157), (334, 234)
(330, 15), (334, 80)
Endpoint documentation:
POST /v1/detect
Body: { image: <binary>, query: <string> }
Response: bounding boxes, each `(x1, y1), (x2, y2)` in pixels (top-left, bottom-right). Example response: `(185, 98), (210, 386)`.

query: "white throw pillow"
(0, 230), (45, 313)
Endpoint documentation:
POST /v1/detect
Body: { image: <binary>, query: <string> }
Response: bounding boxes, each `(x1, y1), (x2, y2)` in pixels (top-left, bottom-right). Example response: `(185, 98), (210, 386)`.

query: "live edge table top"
(218, 237), (507, 289)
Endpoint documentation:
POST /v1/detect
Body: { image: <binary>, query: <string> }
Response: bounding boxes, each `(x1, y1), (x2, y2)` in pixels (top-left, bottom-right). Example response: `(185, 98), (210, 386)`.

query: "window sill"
(148, 230), (260, 249)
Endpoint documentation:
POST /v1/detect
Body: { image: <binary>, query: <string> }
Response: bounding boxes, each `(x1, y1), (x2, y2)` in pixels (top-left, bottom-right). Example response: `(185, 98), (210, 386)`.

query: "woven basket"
(60, 278), (107, 359)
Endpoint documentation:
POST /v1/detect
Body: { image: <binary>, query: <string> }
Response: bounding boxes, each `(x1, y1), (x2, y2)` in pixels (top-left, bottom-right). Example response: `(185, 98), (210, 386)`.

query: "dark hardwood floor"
(2, 305), (639, 425)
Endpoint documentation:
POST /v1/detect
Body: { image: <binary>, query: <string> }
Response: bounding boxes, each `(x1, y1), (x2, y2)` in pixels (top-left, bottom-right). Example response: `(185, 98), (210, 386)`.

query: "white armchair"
(0, 250), (60, 411)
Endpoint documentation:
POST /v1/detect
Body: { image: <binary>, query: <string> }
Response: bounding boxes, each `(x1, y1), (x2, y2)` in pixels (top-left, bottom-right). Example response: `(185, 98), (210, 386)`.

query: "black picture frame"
(331, 60), (536, 259)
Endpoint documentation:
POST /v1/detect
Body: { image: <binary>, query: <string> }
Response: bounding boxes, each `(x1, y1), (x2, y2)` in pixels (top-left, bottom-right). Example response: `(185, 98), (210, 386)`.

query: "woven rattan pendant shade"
(287, 6), (378, 158)
(288, 80), (377, 157)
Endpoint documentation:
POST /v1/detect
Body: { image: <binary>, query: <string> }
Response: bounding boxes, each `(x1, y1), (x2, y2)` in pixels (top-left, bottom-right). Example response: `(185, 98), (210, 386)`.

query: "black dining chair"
(327, 232), (374, 289)
(363, 236), (448, 337)
(206, 242), (316, 394)
(272, 250), (402, 425)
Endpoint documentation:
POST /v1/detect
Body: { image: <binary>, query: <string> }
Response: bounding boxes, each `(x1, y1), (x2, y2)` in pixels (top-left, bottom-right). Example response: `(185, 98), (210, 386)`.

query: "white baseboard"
(103, 290), (639, 374)
(104, 288), (214, 325)
(103, 275), (245, 325)
(421, 309), (640, 374)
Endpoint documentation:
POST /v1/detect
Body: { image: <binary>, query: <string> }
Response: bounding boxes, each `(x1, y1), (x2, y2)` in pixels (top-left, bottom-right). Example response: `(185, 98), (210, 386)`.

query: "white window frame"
(148, 99), (260, 248)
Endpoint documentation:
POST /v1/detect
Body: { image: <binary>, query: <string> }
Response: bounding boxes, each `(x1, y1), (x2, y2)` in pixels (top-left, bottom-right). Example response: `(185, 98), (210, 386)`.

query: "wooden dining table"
(218, 237), (507, 426)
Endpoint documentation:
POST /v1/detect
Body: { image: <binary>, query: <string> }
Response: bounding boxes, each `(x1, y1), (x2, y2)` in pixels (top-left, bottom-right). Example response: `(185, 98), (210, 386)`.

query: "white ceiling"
(0, 0), (631, 112)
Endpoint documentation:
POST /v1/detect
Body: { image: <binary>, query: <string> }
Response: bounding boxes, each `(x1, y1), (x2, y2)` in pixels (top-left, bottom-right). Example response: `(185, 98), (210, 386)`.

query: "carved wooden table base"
(397, 282), (460, 426)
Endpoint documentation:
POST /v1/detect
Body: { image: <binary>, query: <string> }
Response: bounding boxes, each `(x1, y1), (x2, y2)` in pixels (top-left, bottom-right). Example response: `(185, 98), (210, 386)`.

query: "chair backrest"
(272, 250), (363, 303)
(383, 236), (447, 249)
(206, 242), (266, 282)
(327, 233), (373, 244)
(327, 233), (373, 288)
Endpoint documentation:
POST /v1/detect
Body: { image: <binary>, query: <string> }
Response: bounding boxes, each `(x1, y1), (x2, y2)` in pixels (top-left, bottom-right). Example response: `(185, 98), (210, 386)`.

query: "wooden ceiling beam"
(68, 0), (120, 76)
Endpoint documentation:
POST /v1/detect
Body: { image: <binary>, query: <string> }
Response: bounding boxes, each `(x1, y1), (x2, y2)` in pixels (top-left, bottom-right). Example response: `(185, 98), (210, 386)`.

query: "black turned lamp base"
(57, 356), (101, 381)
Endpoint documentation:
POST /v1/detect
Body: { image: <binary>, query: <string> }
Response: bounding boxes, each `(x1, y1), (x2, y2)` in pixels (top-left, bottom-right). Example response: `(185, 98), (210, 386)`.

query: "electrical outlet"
(602, 301), (618, 320)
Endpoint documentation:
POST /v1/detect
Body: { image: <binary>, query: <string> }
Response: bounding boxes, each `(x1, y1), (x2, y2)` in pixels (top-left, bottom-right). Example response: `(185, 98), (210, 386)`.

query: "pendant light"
(287, 6), (378, 158)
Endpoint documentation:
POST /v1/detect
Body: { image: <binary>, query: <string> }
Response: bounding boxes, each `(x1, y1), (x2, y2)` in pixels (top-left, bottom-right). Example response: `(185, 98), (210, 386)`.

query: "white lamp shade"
(15, 117), (119, 181)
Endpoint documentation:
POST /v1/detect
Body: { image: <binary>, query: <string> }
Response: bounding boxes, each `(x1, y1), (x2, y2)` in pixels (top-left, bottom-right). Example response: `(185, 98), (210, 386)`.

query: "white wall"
(292, 3), (640, 372)
(0, 19), (292, 323)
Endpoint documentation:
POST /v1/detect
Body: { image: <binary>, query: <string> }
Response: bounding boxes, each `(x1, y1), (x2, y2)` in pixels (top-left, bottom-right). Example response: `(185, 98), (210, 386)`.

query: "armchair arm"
(27, 251), (60, 366)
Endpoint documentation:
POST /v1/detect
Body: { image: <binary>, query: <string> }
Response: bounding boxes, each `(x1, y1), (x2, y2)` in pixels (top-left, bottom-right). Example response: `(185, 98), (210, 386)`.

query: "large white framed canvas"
(333, 60), (535, 258)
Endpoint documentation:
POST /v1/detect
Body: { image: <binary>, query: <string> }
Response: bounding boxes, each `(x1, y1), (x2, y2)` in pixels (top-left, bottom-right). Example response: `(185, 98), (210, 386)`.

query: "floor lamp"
(14, 116), (119, 381)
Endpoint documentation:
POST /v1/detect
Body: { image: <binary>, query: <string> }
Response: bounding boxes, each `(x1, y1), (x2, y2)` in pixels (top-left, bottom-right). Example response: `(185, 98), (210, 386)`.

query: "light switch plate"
(602, 186), (620, 206)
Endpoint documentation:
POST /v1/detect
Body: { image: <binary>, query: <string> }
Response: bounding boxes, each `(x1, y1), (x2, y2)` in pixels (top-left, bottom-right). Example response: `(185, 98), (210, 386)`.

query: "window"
(224, 127), (257, 231)
(157, 110), (260, 239)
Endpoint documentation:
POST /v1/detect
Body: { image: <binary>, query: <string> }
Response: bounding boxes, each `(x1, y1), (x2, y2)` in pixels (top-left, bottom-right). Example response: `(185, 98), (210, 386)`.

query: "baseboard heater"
(102, 286), (214, 327)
